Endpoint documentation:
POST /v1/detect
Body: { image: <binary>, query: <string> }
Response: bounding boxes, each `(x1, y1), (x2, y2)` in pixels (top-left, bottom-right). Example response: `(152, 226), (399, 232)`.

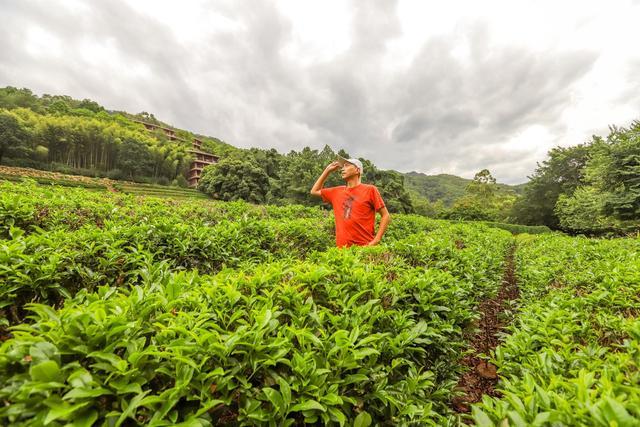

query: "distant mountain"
(404, 171), (525, 206)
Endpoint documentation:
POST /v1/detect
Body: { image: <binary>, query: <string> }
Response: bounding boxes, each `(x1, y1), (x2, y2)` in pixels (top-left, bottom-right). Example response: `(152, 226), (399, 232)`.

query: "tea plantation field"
(0, 179), (638, 426)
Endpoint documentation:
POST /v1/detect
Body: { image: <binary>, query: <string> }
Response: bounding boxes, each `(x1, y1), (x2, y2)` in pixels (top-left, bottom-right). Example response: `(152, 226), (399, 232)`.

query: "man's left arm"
(368, 206), (390, 246)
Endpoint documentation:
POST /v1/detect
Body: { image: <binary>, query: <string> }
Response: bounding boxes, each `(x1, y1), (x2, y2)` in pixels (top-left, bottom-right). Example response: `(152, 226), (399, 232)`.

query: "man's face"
(340, 162), (360, 180)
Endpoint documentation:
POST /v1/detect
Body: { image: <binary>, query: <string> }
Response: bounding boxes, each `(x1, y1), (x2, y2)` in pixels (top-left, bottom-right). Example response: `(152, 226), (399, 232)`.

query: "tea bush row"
(473, 234), (640, 426)
(0, 180), (330, 237)
(1, 217), (508, 325)
(0, 230), (511, 426)
(1, 216), (334, 323)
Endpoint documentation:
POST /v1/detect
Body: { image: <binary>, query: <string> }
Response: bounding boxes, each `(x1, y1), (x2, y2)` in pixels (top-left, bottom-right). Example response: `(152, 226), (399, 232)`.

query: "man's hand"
(368, 207), (390, 246)
(311, 161), (341, 197)
(325, 161), (341, 173)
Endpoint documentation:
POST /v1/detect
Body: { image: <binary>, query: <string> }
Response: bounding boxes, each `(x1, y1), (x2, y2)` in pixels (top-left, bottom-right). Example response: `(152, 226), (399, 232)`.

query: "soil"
(451, 243), (520, 415)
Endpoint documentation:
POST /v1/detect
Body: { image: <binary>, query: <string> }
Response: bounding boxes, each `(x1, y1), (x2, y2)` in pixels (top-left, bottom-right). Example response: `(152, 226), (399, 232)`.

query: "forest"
(1, 86), (638, 235)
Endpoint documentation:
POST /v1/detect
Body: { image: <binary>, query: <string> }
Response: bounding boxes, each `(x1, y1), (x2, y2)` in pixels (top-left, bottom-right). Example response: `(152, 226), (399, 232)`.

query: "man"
(310, 157), (390, 247)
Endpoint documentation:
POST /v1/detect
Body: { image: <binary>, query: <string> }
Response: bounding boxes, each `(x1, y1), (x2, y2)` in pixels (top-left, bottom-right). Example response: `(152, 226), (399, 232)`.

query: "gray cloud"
(1, 0), (636, 183)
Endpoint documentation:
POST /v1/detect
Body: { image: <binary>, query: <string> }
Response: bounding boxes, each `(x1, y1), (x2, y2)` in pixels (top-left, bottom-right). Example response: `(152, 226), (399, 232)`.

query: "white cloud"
(1, 0), (639, 184)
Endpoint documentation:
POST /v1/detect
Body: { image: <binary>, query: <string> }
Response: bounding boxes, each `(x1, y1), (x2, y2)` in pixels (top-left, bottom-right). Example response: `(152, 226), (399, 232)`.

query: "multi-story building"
(132, 120), (219, 187)
(188, 138), (219, 187)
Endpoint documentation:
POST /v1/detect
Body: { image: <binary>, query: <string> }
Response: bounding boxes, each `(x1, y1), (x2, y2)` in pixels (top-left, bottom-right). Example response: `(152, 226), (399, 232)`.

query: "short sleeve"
(371, 186), (385, 211)
(320, 186), (340, 204)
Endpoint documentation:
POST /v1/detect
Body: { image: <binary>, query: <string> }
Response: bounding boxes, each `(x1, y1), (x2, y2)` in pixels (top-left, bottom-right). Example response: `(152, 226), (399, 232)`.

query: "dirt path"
(452, 243), (519, 415)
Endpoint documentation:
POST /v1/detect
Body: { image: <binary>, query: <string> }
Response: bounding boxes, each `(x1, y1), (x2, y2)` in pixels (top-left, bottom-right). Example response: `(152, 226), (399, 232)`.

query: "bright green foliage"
(513, 120), (640, 235)
(594, 122), (640, 221)
(477, 221), (552, 235)
(473, 234), (640, 425)
(0, 107), (193, 184)
(555, 122), (640, 234)
(511, 145), (592, 229)
(0, 179), (514, 425)
(0, 239), (510, 425)
(555, 186), (620, 234)
(0, 181), (334, 315)
(444, 170), (517, 222)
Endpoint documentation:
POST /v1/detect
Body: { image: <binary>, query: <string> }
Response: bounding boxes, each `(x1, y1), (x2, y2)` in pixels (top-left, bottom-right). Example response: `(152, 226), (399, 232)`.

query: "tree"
(279, 146), (341, 205)
(77, 99), (104, 113)
(47, 100), (71, 114)
(361, 162), (414, 213)
(410, 191), (438, 217)
(555, 186), (619, 234)
(198, 158), (270, 204)
(444, 169), (515, 221)
(0, 112), (29, 163)
(117, 138), (154, 179)
(594, 122), (640, 221)
(466, 169), (497, 200)
(0, 87), (41, 111)
(553, 121), (640, 234)
(511, 145), (592, 228)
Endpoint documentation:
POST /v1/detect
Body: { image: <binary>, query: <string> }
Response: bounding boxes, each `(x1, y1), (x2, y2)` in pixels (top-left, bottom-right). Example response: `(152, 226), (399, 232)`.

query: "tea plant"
(0, 180), (329, 235)
(472, 234), (640, 426)
(0, 179), (520, 425)
(0, 233), (511, 425)
(0, 216), (335, 322)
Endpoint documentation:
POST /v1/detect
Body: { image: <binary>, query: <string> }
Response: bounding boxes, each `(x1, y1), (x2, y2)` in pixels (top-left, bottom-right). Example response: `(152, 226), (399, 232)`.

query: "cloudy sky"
(2, 0), (640, 183)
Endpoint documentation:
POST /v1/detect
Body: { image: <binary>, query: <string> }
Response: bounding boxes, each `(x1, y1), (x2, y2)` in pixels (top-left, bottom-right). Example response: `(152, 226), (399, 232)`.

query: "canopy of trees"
(512, 120), (640, 235)
(198, 145), (417, 213)
(0, 107), (192, 184)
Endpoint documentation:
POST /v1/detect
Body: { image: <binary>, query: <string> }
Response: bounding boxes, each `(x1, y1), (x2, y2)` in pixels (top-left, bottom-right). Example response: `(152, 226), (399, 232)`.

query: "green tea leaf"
(30, 360), (62, 383)
(70, 410), (98, 427)
(263, 387), (284, 414)
(328, 407), (346, 426)
(353, 411), (372, 427)
(44, 401), (91, 424)
(471, 407), (494, 427)
(603, 397), (635, 426)
(277, 377), (291, 409)
(64, 387), (112, 400)
(290, 399), (326, 413)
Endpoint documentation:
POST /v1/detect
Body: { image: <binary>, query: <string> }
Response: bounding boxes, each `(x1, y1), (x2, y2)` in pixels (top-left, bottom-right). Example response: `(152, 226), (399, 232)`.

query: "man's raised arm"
(310, 161), (340, 197)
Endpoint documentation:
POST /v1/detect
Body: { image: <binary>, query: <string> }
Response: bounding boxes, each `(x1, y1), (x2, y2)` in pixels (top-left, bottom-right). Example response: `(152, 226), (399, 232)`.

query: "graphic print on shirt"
(342, 195), (356, 219)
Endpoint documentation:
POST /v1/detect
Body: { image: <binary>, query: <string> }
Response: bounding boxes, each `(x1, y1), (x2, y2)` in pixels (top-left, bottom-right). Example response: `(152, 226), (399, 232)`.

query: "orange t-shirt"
(321, 184), (386, 247)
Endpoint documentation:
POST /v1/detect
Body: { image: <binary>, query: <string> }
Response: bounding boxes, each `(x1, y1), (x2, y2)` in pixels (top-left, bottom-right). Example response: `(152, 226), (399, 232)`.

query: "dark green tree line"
(199, 145), (416, 213)
(512, 120), (640, 235)
(0, 107), (192, 184)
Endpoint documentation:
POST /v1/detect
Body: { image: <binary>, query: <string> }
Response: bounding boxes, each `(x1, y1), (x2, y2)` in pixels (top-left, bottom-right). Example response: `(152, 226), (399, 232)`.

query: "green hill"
(404, 171), (525, 206)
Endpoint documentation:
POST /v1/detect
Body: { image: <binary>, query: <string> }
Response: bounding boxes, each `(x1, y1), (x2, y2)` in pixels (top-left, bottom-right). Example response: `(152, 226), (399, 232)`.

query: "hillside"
(404, 171), (525, 206)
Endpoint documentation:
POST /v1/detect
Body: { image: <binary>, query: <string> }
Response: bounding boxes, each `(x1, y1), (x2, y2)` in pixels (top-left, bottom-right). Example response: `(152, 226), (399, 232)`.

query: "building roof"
(188, 148), (219, 158)
(131, 119), (177, 133)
